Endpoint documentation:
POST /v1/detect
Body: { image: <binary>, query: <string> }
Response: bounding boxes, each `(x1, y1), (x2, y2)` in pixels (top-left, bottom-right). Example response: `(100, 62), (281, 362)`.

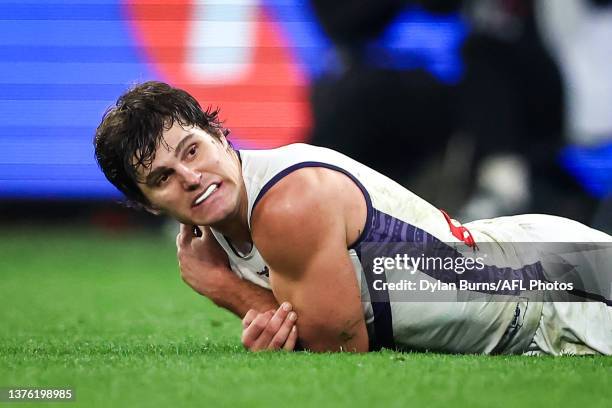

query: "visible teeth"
(195, 184), (218, 205)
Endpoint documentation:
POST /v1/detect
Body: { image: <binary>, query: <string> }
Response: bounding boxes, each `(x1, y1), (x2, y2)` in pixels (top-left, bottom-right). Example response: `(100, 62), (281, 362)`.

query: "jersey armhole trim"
(250, 161), (373, 250)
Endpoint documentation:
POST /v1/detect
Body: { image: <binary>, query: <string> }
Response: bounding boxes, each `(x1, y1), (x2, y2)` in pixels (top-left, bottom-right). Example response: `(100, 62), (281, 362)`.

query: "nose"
(177, 164), (201, 190)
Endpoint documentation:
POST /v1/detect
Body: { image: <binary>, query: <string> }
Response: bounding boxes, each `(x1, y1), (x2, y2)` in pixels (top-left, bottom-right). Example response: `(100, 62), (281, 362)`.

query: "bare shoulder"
(251, 167), (367, 263)
(250, 167), (370, 352)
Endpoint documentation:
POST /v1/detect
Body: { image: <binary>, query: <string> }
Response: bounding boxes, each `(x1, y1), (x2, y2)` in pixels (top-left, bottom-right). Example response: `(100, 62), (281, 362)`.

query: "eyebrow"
(174, 133), (195, 158)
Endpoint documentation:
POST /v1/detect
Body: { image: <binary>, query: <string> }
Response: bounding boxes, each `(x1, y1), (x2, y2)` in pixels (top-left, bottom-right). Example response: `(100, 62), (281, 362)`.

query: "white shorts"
(525, 301), (612, 355)
(468, 214), (612, 355)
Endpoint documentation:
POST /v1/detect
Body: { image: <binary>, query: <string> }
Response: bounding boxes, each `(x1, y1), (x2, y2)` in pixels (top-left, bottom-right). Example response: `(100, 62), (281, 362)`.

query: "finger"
(242, 311), (274, 351)
(244, 309), (275, 329)
(179, 223), (191, 238)
(267, 311), (297, 350)
(242, 309), (259, 329)
(178, 224), (194, 246)
(176, 232), (185, 263)
(282, 325), (298, 351)
(175, 230), (183, 250)
(251, 303), (292, 350)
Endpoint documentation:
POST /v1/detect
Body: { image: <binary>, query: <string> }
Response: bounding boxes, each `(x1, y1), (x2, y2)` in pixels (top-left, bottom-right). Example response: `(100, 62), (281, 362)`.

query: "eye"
(157, 173), (170, 186)
(187, 144), (197, 158)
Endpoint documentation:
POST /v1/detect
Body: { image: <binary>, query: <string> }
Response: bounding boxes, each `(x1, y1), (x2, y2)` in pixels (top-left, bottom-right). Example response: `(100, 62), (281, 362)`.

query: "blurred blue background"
(0, 0), (610, 231)
(0, 0), (467, 199)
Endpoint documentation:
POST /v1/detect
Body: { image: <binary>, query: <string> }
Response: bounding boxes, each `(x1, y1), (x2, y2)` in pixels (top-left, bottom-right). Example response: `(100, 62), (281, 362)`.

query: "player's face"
(137, 123), (245, 226)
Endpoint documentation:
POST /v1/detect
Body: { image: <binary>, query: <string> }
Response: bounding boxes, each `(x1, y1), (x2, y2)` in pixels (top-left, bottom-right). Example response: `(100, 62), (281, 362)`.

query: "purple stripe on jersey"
(355, 208), (547, 297)
(251, 161), (374, 249)
(250, 161), (394, 351)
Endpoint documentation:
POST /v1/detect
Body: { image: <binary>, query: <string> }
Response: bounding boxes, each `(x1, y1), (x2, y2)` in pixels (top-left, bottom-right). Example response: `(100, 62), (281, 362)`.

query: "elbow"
(297, 322), (369, 353)
(307, 342), (368, 353)
(301, 338), (369, 353)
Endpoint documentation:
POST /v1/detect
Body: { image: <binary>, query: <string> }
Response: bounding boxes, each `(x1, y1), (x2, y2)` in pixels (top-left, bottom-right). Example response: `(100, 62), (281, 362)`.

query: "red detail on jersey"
(122, 0), (310, 148)
(440, 209), (477, 249)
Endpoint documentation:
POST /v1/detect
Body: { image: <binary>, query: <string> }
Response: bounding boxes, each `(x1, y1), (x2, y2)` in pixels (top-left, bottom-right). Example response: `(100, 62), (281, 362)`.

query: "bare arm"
(178, 224), (300, 351)
(176, 224), (278, 318)
(251, 168), (369, 352)
(208, 272), (278, 319)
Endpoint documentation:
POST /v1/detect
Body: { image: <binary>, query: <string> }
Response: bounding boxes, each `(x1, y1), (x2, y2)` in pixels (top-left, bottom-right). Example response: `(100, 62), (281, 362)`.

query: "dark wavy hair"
(94, 81), (229, 209)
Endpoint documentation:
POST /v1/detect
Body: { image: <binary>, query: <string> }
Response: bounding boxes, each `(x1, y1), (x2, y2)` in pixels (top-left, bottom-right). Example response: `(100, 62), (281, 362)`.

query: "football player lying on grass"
(95, 81), (612, 355)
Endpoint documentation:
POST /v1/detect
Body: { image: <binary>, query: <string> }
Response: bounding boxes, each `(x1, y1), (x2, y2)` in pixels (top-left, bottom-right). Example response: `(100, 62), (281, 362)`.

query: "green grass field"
(1, 226), (610, 408)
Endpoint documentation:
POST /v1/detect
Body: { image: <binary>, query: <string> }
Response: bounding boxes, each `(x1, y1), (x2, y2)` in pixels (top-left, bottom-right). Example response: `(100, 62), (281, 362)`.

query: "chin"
(188, 191), (242, 227)
(193, 207), (232, 227)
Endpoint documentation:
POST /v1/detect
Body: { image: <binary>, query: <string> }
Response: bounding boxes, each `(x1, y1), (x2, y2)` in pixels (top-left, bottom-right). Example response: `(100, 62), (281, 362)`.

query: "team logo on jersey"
(124, 0), (310, 148)
(256, 266), (269, 278)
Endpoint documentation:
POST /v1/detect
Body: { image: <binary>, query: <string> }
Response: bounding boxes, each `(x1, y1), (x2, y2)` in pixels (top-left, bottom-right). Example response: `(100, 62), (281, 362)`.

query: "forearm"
(206, 273), (278, 318)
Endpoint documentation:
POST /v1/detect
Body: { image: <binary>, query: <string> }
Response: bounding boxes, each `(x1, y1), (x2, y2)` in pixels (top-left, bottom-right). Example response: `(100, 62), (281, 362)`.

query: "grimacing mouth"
(192, 182), (221, 207)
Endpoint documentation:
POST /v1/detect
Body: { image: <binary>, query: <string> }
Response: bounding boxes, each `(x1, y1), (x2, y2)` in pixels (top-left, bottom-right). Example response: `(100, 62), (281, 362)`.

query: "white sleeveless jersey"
(209, 143), (547, 354)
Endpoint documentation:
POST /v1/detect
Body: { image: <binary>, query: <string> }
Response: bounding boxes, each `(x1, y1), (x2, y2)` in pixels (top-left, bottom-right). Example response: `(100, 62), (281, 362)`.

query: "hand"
(176, 223), (235, 298)
(241, 302), (298, 351)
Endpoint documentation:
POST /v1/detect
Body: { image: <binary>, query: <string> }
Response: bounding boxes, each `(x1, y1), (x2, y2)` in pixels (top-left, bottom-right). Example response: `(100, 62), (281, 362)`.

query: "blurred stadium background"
(1, 0), (610, 230)
(1, 1), (611, 406)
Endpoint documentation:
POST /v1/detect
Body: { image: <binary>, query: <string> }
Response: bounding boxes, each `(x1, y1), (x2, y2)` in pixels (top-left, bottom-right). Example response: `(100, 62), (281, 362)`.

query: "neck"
(214, 207), (251, 249)
(209, 150), (252, 249)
